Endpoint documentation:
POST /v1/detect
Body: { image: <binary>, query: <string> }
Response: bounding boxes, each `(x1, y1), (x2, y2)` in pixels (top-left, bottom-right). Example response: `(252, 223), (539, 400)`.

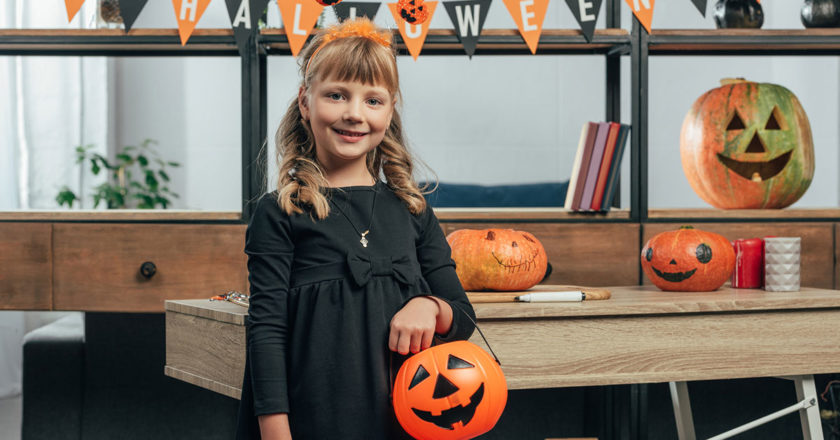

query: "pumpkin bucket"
(392, 307), (507, 440)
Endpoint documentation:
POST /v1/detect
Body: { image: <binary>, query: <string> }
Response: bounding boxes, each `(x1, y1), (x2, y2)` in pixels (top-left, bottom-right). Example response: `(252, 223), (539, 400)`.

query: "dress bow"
(346, 253), (416, 287)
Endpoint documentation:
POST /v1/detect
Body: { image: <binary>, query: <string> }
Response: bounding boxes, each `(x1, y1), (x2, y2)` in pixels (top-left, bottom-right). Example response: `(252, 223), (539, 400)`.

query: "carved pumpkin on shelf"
(680, 78), (815, 209)
(641, 226), (735, 292)
(393, 341), (507, 440)
(446, 228), (548, 291)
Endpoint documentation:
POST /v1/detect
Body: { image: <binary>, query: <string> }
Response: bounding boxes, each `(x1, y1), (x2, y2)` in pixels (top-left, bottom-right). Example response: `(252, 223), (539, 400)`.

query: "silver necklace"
(329, 185), (378, 248)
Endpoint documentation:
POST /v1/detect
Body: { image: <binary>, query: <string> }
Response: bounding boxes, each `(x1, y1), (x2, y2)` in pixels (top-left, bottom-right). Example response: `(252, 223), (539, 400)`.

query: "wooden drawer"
(54, 224), (247, 312)
(642, 223), (834, 289)
(440, 222), (641, 287)
(0, 223), (51, 310)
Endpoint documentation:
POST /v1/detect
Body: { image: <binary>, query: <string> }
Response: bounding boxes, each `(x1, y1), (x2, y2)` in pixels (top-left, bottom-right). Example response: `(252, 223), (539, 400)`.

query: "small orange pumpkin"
(393, 341), (507, 440)
(446, 229), (548, 291)
(641, 226), (735, 291)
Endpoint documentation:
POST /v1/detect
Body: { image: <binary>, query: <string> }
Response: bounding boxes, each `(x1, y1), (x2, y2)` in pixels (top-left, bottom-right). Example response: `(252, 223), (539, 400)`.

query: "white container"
(764, 237), (801, 255)
(764, 263), (800, 276)
(764, 252), (800, 265)
(764, 273), (800, 292)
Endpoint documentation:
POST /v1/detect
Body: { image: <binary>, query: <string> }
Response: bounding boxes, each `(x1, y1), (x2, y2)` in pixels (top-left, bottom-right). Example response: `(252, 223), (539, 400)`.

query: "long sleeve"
(415, 205), (476, 343)
(244, 194), (295, 416)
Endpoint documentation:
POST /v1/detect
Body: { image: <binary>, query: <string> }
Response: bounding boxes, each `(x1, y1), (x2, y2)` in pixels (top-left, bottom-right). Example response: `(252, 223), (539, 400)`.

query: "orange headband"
(304, 19), (392, 77)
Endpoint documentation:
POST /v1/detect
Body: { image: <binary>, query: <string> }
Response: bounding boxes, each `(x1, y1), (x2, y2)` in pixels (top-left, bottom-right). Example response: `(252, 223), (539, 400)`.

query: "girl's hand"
(259, 413), (293, 440)
(389, 296), (452, 354)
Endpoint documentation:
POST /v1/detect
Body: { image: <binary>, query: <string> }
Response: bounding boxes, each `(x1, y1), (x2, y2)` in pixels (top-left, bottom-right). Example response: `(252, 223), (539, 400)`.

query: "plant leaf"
(137, 155), (149, 167)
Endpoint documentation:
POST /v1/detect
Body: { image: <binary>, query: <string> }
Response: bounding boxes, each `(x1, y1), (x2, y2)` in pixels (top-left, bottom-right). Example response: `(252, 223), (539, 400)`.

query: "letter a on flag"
(65, 0), (86, 23)
(278, 0), (324, 56)
(388, 1), (437, 60)
(502, 0), (548, 54)
(172, 0), (212, 45)
(624, 0), (654, 33)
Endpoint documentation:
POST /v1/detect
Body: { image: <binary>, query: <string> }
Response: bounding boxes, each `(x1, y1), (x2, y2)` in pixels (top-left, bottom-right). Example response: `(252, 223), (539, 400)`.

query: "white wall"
(11, 0), (836, 210)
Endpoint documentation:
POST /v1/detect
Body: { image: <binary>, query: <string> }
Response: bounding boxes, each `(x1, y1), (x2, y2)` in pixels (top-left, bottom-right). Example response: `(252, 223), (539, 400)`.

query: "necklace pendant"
(360, 230), (369, 248)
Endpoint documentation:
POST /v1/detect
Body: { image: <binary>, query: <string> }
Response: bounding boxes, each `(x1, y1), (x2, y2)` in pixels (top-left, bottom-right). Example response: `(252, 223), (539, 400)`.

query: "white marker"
(515, 291), (585, 302)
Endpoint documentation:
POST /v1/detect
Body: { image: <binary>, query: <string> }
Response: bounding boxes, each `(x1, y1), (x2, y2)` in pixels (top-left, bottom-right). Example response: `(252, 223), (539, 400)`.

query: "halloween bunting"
(389, 1), (438, 60)
(277, 0), (324, 56)
(119, 0), (150, 31)
(443, 0), (492, 57)
(680, 78), (814, 209)
(690, 0), (708, 17)
(64, 0), (86, 23)
(625, 0), (655, 33)
(172, 0), (212, 45)
(564, 0), (603, 43)
(397, 0), (431, 24)
(225, 0), (270, 56)
(502, 0), (549, 54)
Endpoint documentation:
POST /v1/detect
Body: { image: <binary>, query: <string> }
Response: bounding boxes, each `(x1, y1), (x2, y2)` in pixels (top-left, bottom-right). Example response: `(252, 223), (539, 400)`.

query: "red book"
(590, 122), (621, 211)
(571, 122), (600, 211)
(579, 122), (610, 211)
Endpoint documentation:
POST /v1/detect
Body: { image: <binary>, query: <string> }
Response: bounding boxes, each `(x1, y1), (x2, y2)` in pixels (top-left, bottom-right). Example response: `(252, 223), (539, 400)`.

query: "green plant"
(56, 139), (180, 209)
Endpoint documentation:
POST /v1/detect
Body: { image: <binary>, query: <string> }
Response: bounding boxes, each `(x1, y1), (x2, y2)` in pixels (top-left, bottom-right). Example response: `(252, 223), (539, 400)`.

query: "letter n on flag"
(625, 0), (654, 33)
(65, 0), (86, 23)
(388, 2), (437, 61)
(172, 0), (212, 45)
(278, 0), (324, 56)
(502, 0), (548, 54)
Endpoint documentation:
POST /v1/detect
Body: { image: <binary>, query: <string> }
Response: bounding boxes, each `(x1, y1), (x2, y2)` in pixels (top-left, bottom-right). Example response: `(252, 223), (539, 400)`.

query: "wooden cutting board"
(466, 285), (611, 303)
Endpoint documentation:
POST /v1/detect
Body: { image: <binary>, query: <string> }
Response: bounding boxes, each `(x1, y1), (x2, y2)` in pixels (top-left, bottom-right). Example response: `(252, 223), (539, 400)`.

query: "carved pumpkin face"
(641, 226), (735, 291)
(397, 0), (429, 24)
(680, 79), (814, 209)
(393, 341), (507, 440)
(446, 229), (548, 291)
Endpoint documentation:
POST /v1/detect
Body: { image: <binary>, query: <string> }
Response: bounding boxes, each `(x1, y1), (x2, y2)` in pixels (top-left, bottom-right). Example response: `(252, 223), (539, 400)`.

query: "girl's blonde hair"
(275, 18), (429, 219)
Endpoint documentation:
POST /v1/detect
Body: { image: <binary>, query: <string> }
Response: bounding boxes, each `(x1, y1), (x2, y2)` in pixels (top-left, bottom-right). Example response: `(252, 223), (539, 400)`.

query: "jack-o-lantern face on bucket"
(641, 226), (735, 292)
(680, 78), (814, 209)
(393, 341), (507, 440)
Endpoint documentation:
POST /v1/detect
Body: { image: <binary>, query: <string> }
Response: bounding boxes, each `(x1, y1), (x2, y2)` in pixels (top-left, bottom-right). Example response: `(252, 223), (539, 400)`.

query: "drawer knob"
(140, 261), (157, 279)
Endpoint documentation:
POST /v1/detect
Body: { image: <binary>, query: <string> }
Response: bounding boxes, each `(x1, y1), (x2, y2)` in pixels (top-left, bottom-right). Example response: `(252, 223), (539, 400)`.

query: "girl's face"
(299, 78), (394, 172)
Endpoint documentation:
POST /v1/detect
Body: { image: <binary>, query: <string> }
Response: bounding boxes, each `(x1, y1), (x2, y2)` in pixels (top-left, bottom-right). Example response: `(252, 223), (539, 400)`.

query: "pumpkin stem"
(680, 225), (695, 230)
(720, 77), (749, 86)
(485, 230), (496, 240)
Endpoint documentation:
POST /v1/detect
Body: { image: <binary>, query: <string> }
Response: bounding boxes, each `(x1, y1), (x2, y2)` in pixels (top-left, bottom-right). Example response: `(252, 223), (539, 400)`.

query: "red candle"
(732, 238), (764, 288)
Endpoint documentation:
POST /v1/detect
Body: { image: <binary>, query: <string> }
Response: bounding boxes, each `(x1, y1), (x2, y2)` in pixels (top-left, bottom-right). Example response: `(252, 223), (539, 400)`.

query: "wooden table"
(165, 285), (840, 439)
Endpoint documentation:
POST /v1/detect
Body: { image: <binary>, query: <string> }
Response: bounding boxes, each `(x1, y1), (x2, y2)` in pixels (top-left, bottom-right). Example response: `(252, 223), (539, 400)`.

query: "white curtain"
(0, 0), (106, 399)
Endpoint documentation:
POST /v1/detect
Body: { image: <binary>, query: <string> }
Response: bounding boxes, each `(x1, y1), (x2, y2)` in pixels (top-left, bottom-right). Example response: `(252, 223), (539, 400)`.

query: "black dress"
(235, 181), (476, 440)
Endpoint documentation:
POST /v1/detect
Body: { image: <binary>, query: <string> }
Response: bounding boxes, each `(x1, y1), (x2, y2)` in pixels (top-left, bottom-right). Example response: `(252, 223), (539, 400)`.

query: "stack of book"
(564, 121), (631, 212)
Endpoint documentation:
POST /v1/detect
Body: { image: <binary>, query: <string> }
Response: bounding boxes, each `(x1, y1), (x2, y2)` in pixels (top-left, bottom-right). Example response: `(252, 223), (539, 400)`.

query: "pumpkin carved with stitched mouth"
(446, 228), (548, 291)
(680, 78), (815, 209)
(393, 341), (507, 440)
(641, 226), (735, 292)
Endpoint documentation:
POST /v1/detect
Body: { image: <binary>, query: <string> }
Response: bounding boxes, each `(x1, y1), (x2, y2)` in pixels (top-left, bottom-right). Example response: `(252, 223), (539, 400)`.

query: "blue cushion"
(422, 181), (568, 208)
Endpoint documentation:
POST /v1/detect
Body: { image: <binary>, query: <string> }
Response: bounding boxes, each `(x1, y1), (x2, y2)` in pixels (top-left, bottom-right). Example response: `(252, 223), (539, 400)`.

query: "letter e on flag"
(503, 0), (549, 54)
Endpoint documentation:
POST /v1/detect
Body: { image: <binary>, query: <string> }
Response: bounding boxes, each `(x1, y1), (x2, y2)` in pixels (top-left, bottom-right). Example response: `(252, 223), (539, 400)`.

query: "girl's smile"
(299, 78), (394, 169)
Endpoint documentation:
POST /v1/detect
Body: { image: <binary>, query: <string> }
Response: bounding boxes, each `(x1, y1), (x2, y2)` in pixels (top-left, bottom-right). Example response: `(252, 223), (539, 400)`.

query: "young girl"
(235, 18), (476, 440)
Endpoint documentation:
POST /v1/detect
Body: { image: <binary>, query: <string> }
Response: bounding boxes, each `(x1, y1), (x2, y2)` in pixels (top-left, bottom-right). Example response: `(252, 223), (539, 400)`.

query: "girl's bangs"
(311, 38), (398, 94)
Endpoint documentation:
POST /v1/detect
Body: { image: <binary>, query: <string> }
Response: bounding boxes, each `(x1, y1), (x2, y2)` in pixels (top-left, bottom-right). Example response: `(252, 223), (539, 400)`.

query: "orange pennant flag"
(388, 2), (437, 61)
(65, 0), (86, 23)
(172, 0), (212, 45)
(278, 0), (325, 57)
(625, 0), (654, 33)
(502, 0), (548, 54)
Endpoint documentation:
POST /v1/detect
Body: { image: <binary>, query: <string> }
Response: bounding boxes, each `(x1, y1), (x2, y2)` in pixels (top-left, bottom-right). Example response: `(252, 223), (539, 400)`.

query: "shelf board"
(648, 29), (840, 55)
(433, 207), (631, 221)
(0, 29), (238, 56)
(0, 210), (242, 222)
(648, 208), (840, 221)
(260, 28), (631, 56)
